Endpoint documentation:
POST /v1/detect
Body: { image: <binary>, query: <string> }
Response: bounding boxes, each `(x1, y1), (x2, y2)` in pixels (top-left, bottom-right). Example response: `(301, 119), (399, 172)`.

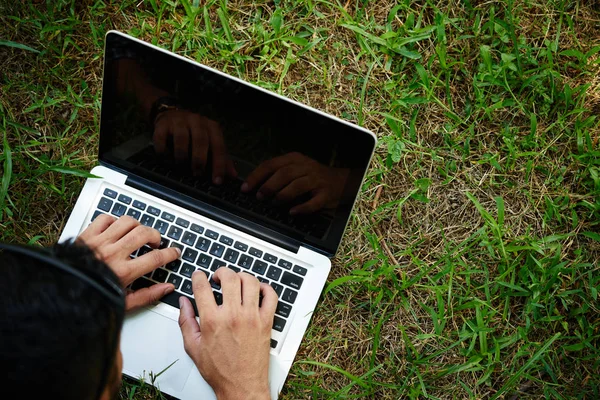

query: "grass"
(1, 0), (599, 398)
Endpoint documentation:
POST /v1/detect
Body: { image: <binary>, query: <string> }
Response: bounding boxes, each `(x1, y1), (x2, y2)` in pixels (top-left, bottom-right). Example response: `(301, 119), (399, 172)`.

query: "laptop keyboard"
(93, 187), (309, 349)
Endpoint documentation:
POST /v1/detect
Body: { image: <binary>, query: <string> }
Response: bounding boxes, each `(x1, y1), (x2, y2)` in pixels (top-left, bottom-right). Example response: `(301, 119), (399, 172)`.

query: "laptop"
(59, 30), (376, 399)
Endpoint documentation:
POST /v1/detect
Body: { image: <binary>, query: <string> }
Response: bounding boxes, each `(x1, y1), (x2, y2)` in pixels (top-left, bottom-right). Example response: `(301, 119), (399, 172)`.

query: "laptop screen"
(100, 32), (376, 255)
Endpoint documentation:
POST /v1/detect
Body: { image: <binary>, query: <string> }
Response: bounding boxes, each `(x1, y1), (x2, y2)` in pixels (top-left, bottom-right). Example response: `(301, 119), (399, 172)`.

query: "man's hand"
(77, 214), (180, 312)
(178, 268), (277, 400)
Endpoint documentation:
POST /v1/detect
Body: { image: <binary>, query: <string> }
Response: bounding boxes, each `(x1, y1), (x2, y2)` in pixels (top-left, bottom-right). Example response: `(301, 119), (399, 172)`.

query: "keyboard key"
(141, 214), (155, 227)
(264, 253), (277, 264)
(258, 277), (269, 284)
(182, 248), (198, 263)
(205, 229), (219, 240)
(270, 282), (283, 297)
(249, 247), (263, 258)
(195, 238), (211, 252)
(197, 254), (212, 268)
(213, 291), (223, 305)
(293, 265), (307, 276)
(211, 259), (226, 272)
(234, 241), (248, 252)
(167, 273), (183, 289)
(97, 196), (114, 213)
(138, 245), (152, 257)
(209, 243), (225, 258)
(166, 259), (181, 272)
(182, 231), (197, 246)
(180, 263), (196, 278)
(270, 339), (278, 349)
(176, 217), (190, 228)
(228, 265), (241, 273)
(162, 212), (175, 222)
(266, 265), (282, 281)
(167, 225), (183, 241)
(224, 248), (239, 264)
(273, 316), (286, 332)
(154, 220), (169, 235)
(152, 268), (169, 282)
(252, 260), (268, 275)
(159, 237), (170, 249)
(238, 254), (254, 269)
(91, 210), (103, 221)
(209, 277), (221, 290)
(147, 206), (161, 216)
(161, 291), (198, 317)
(282, 288), (298, 304)
(118, 194), (132, 205)
(190, 223), (204, 234)
(181, 279), (193, 295)
(276, 302), (292, 318)
(103, 188), (117, 199)
(133, 200), (146, 210)
(278, 259), (293, 270)
(111, 203), (127, 217)
(281, 272), (303, 290)
(219, 235), (233, 246)
(170, 242), (184, 254)
(126, 208), (141, 220)
(131, 277), (154, 290)
(197, 267), (210, 279)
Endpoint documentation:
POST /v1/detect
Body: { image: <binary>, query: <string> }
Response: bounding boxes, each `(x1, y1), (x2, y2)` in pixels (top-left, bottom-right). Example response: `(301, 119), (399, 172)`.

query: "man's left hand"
(77, 214), (180, 312)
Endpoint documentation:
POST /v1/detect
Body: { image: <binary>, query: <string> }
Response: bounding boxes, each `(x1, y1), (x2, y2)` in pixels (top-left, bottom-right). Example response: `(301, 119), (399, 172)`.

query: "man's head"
(0, 241), (125, 400)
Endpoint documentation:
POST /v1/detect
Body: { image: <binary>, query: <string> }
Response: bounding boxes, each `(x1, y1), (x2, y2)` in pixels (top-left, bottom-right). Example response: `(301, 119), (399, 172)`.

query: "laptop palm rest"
(121, 309), (195, 392)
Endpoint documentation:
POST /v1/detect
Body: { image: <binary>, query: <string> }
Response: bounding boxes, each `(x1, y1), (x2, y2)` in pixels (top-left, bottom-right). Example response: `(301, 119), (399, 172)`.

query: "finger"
(208, 122), (227, 185)
(130, 247), (181, 276)
(259, 282), (278, 320)
(213, 267), (241, 307)
(178, 296), (202, 353)
(125, 283), (174, 312)
(227, 158), (238, 179)
(239, 272), (261, 309)
(111, 225), (161, 255)
(191, 270), (217, 317)
(173, 126), (190, 163)
(95, 216), (140, 245)
(275, 175), (313, 203)
(242, 154), (296, 192)
(290, 192), (328, 215)
(78, 213), (116, 243)
(258, 166), (306, 198)
(189, 117), (209, 175)
(152, 119), (170, 154)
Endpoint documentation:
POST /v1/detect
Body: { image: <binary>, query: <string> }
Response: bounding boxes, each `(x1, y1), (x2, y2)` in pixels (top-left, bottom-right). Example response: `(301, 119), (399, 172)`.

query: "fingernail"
(174, 247), (182, 256)
(214, 176), (222, 185)
(179, 296), (184, 307)
(241, 182), (248, 192)
(165, 284), (174, 295)
(256, 192), (264, 200)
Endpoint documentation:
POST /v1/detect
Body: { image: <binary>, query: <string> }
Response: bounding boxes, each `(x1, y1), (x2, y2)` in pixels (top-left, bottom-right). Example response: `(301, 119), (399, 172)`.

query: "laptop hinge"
(123, 173), (301, 254)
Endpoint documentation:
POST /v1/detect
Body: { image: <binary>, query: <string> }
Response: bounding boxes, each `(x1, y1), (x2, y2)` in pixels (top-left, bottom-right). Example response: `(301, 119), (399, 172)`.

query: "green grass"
(2, 0), (600, 398)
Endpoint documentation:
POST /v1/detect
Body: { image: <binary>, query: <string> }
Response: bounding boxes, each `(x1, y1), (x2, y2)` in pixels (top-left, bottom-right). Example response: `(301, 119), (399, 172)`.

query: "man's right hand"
(178, 268), (277, 400)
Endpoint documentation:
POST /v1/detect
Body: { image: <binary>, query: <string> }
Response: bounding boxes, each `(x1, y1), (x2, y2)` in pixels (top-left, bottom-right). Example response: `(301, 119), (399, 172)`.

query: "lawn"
(1, 0), (599, 399)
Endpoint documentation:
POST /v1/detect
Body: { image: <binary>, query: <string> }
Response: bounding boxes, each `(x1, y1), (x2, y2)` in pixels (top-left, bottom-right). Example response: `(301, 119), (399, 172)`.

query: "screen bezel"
(100, 31), (377, 257)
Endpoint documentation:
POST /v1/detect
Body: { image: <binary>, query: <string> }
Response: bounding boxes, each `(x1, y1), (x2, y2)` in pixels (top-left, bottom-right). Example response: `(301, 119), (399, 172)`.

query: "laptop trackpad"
(121, 309), (194, 392)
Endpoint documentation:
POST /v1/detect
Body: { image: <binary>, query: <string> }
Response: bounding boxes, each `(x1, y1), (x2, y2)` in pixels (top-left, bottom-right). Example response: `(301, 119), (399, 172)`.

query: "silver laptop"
(59, 30), (376, 399)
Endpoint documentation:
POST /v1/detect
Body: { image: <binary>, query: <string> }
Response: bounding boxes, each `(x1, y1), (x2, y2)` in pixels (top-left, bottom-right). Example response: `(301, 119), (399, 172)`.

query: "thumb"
(178, 296), (201, 356)
(125, 283), (174, 312)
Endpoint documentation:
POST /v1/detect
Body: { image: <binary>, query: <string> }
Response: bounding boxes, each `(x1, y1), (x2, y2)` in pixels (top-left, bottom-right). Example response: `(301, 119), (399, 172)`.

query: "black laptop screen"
(100, 33), (376, 255)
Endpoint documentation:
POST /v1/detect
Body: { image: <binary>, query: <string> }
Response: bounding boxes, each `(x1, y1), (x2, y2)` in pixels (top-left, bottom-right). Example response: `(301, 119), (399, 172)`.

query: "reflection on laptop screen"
(100, 33), (375, 255)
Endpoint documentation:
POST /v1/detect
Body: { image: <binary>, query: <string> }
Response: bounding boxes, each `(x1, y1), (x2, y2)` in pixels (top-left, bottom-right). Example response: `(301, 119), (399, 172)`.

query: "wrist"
(215, 384), (270, 400)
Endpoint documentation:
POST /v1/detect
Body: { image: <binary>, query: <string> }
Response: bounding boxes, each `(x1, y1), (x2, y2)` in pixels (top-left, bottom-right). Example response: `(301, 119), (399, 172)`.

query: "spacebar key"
(160, 291), (199, 317)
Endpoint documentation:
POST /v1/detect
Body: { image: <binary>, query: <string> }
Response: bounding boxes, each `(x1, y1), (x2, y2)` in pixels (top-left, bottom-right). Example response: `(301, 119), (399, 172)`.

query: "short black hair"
(0, 241), (124, 400)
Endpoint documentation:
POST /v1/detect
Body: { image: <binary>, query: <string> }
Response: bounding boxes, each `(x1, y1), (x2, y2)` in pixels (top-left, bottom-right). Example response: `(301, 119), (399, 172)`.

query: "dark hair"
(0, 241), (124, 400)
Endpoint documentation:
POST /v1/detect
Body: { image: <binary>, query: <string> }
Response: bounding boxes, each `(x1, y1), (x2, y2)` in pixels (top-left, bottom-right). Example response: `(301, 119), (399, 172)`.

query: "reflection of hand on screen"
(241, 152), (349, 215)
(153, 109), (237, 184)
